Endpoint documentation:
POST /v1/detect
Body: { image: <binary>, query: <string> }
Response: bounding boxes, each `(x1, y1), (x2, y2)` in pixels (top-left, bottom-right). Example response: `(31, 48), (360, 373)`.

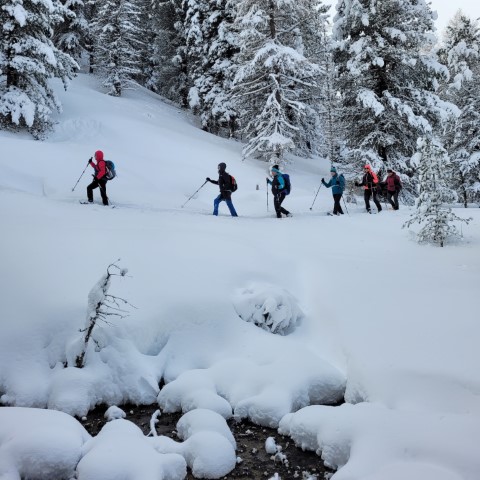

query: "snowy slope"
(0, 75), (479, 480)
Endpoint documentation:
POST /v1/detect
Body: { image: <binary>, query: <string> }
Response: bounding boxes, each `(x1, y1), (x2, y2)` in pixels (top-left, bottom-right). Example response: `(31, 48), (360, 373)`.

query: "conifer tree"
(332, 0), (458, 198)
(440, 11), (480, 207)
(92, 0), (143, 96)
(404, 136), (470, 247)
(232, 0), (321, 163)
(144, 0), (186, 103)
(55, 0), (89, 63)
(0, 0), (78, 137)
(185, 0), (238, 136)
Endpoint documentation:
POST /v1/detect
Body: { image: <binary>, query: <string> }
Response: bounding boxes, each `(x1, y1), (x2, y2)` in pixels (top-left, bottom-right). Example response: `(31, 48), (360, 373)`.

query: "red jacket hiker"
(86, 150), (109, 205)
(89, 150), (106, 180)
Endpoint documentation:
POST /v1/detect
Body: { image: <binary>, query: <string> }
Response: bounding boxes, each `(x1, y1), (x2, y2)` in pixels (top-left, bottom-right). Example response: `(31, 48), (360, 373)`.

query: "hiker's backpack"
(338, 173), (346, 191)
(371, 170), (379, 184)
(283, 174), (291, 195)
(105, 160), (116, 181)
(230, 175), (238, 192)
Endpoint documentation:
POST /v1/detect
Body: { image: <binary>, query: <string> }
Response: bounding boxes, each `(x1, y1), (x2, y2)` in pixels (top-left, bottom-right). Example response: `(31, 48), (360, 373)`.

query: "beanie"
(330, 166), (337, 173)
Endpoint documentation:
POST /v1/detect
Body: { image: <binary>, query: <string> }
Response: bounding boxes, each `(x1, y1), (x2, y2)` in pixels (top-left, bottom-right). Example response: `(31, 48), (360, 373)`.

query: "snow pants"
(333, 193), (344, 215)
(387, 190), (399, 210)
(274, 192), (290, 218)
(364, 189), (382, 212)
(87, 177), (108, 205)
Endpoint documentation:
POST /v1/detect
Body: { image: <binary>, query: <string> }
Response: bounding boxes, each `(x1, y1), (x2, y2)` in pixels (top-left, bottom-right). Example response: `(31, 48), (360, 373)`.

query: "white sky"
(323, 1), (480, 34)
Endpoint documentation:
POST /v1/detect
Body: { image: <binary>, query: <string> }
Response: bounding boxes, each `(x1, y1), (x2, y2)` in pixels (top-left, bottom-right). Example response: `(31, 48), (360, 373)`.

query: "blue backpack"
(283, 174), (291, 195)
(105, 160), (116, 180)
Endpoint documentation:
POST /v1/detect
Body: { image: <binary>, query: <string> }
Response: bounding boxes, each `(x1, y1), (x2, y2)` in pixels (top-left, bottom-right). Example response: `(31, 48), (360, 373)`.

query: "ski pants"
(387, 190), (399, 210)
(333, 193), (344, 215)
(274, 192), (290, 218)
(87, 177), (108, 205)
(364, 189), (382, 212)
(213, 193), (238, 216)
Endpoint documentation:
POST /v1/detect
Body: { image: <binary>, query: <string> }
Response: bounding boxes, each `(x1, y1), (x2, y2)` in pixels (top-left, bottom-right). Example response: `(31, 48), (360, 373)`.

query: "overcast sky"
(323, 1), (480, 35)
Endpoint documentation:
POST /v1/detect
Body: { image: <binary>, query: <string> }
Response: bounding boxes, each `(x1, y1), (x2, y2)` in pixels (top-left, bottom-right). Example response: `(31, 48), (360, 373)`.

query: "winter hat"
(271, 165), (281, 174)
(330, 166), (337, 173)
(95, 150), (104, 161)
(387, 168), (393, 173)
(218, 162), (227, 172)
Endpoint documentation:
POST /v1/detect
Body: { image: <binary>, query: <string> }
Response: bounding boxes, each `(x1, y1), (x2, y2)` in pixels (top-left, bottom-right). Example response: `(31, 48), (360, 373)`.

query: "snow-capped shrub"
(233, 284), (304, 335)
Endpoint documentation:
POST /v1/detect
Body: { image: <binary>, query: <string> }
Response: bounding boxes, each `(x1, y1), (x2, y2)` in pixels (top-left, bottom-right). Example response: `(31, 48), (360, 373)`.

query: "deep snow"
(0, 74), (479, 479)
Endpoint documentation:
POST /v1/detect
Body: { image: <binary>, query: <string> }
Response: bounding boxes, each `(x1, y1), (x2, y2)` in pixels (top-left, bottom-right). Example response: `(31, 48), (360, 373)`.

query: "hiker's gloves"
(321, 178), (325, 182)
(206, 177), (211, 182)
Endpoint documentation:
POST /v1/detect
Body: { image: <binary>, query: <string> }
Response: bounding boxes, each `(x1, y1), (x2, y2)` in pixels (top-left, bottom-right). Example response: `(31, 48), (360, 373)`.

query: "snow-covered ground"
(0, 75), (478, 480)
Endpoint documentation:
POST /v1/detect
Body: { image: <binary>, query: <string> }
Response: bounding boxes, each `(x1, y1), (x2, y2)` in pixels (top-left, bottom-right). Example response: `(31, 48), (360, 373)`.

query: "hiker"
(382, 168), (402, 210)
(266, 165), (291, 219)
(206, 162), (238, 217)
(87, 150), (109, 206)
(321, 166), (345, 215)
(355, 164), (382, 213)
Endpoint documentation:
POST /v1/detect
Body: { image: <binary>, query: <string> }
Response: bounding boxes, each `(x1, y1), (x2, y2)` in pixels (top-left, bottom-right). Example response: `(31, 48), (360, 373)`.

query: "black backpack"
(283, 174), (291, 195)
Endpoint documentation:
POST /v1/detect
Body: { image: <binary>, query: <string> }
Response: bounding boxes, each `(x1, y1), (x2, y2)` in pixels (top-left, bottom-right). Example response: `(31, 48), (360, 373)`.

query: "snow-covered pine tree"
(404, 136), (470, 247)
(54, 0), (89, 63)
(0, 0), (78, 137)
(440, 11), (480, 207)
(144, 0), (187, 104)
(301, 6), (342, 161)
(285, 2), (332, 158)
(92, 0), (143, 96)
(185, 0), (238, 136)
(332, 0), (458, 200)
(232, 0), (321, 164)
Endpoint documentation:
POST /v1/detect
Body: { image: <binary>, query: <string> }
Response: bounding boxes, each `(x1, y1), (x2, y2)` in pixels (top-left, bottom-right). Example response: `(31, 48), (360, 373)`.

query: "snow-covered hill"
(0, 75), (479, 480)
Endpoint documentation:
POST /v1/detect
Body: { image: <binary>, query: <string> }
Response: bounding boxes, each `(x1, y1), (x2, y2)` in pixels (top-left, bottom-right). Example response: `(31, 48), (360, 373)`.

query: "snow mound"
(77, 419), (186, 480)
(0, 407), (90, 480)
(159, 357), (345, 428)
(158, 370), (232, 419)
(233, 284), (304, 335)
(105, 405), (126, 421)
(176, 408), (236, 449)
(152, 431), (236, 479)
(278, 403), (480, 480)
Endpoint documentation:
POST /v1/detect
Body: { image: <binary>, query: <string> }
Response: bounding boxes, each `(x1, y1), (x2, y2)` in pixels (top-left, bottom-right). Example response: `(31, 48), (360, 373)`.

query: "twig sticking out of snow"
(75, 261), (135, 368)
(149, 409), (162, 437)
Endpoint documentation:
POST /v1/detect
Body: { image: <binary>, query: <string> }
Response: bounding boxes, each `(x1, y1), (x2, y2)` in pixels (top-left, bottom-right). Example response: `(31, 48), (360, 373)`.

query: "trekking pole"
(342, 195), (350, 215)
(266, 178), (269, 212)
(181, 180), (208, 208)
(309, 184), (322, 210)
(71, 159), (91, 192)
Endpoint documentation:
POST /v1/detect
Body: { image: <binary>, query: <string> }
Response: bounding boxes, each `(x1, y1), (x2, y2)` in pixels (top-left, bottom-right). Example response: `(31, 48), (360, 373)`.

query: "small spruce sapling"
(75, 261), (133, 368)
(403, 137), (471, 247)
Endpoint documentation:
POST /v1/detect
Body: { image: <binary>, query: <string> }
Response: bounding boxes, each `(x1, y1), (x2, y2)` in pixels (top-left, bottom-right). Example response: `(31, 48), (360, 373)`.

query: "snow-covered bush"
(69, 261), (131, 368)
(233, 284), (304, 335)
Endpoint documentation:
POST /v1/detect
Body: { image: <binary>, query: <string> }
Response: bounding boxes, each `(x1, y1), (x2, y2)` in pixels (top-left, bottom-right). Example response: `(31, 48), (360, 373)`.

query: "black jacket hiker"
(206, 163), (238, 216)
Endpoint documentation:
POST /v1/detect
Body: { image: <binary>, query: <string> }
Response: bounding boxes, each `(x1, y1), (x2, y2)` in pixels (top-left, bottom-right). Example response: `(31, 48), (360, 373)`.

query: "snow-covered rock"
(233, 284), (304, 335)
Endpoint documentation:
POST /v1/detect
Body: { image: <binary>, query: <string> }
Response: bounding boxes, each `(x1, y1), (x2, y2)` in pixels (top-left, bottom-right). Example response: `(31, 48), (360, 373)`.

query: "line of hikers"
(84, 152), (402, 216)
(202, 163), (402, 218)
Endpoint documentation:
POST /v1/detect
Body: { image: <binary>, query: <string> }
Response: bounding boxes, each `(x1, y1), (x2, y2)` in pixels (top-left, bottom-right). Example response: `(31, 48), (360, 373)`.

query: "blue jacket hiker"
(206, 162), (238, 217)
(322, 166), (345, 215)
(267, 165), (291, 219)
